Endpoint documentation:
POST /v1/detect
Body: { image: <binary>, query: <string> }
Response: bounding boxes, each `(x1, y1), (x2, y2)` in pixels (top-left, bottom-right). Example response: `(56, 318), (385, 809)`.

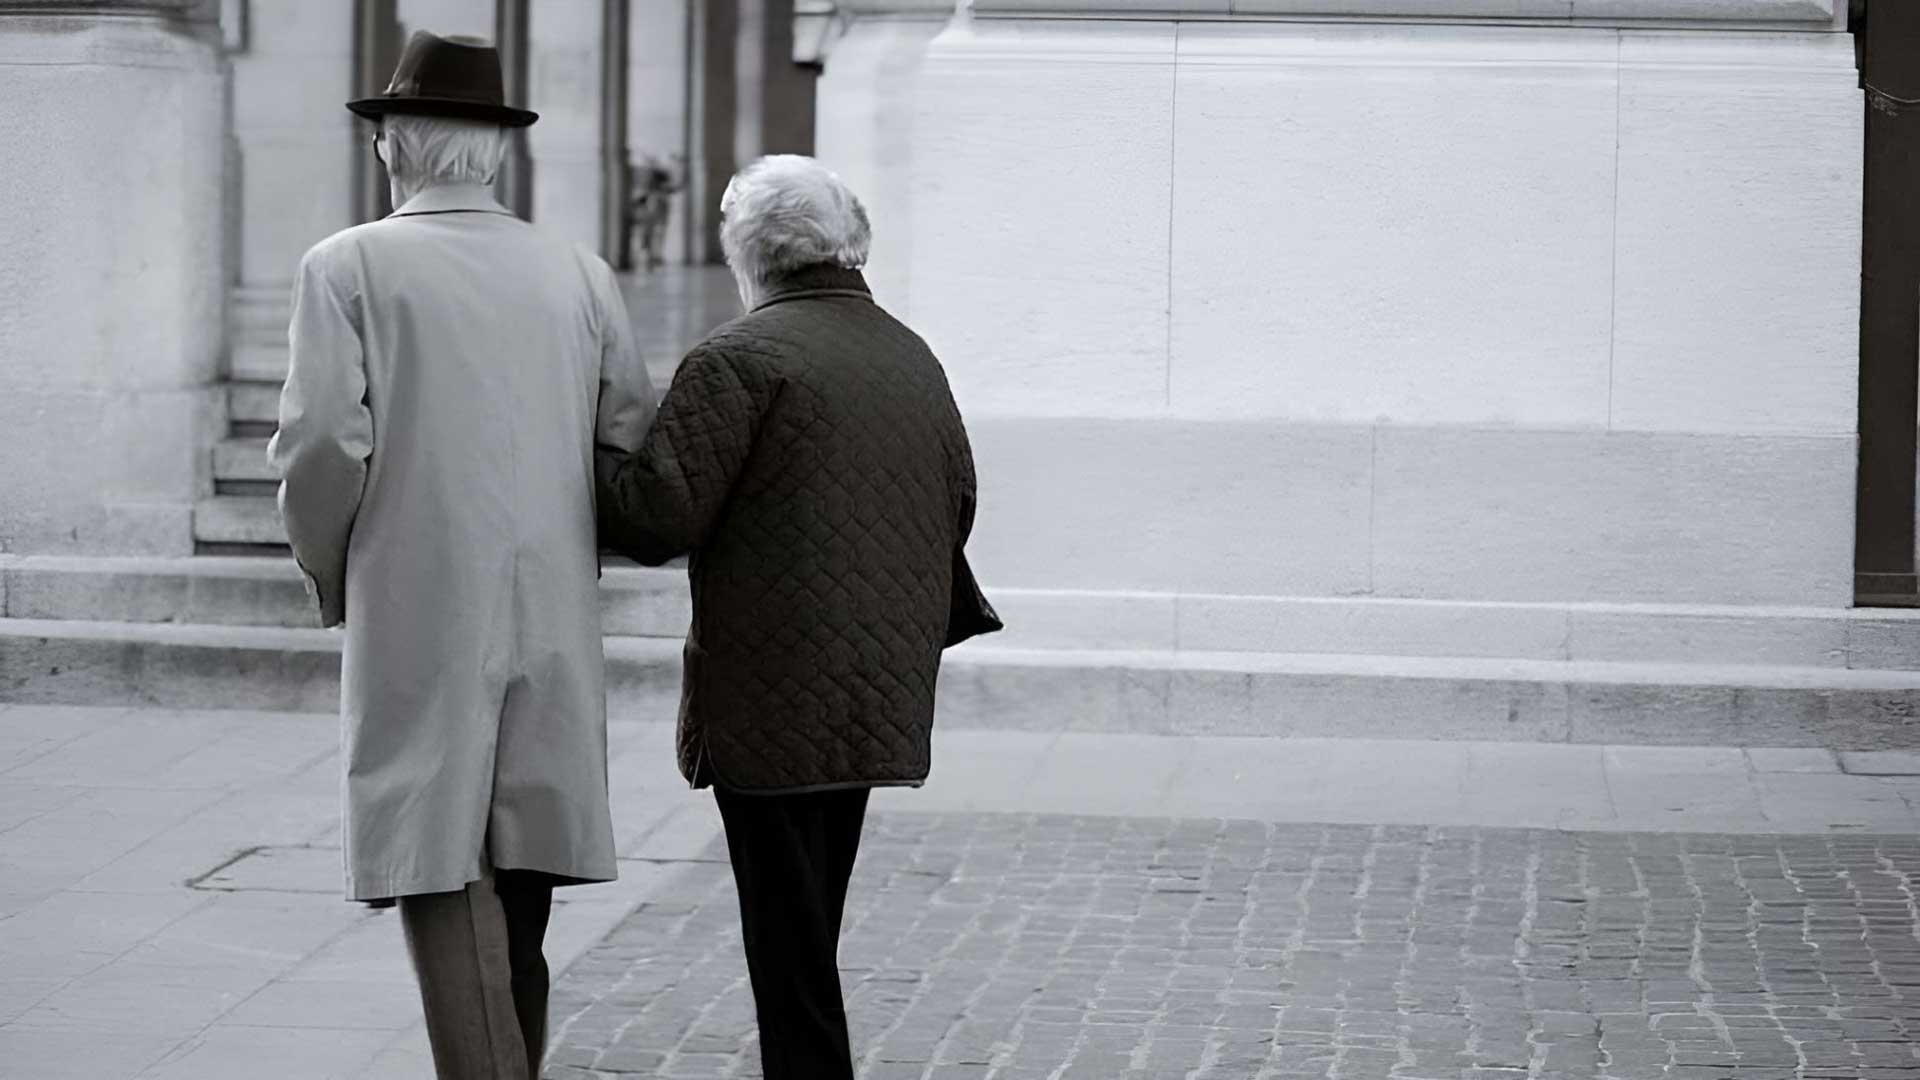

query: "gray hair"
(381, 114), (507, 188)
(719, 155), (871, 285)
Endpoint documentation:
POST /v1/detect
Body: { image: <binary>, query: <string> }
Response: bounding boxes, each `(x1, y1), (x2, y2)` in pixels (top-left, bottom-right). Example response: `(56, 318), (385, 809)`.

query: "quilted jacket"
(596, 264), (978, 793)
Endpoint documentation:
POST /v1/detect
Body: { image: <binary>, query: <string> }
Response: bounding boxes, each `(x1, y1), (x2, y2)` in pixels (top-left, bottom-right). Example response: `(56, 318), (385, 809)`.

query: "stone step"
(213, 437), (277, 484)
(4, 617), (1919, 747)
(228, 381), (280, 426)
(1, 555), (690, 637)
(193, 496), (284, 547)
(231, 347), (289, 384)
(11, 554), (1920, 668)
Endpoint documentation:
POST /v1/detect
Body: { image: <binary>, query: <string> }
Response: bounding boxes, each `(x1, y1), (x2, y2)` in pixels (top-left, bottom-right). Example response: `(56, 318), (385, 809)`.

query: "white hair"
(381, 114), (506, 188)
(719, 155), (871, 287)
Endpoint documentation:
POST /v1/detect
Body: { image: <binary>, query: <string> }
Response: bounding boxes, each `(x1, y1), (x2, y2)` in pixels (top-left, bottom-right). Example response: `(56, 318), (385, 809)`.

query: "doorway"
(1853, 0), (1920, 607)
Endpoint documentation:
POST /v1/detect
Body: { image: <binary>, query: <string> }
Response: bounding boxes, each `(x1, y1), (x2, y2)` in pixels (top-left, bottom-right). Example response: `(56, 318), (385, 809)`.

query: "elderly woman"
(596, 155), (993, 1079)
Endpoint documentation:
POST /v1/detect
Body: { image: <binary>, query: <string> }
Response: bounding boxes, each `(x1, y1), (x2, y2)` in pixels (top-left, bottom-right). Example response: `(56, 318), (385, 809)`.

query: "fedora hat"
(347, 31), (537, 128)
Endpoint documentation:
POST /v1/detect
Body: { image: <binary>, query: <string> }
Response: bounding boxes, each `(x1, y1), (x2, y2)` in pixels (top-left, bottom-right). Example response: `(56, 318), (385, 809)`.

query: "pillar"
(689, 0), (739, 263)
(0, 1), (227, 555)
(525, 0), (605, 249)
(629, 0), (691, 265)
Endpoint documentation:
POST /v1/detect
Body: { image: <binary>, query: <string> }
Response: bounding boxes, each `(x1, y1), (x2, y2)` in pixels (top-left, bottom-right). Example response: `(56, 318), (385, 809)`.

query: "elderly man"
(268, 31), (655, 1080)
(596, 155), (996, 1079)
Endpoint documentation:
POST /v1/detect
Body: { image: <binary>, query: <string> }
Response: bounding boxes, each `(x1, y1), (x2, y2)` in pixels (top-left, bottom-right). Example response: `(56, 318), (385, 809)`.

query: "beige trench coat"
(269, 183), (657, 901)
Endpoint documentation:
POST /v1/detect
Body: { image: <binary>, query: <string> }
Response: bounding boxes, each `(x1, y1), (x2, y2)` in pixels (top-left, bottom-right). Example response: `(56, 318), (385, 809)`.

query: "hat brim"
(348, 96), (538, 128)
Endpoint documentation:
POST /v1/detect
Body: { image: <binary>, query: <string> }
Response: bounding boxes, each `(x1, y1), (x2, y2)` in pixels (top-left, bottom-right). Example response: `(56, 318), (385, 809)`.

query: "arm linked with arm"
(596, 344), (769, 566)
(587, 256), (658, 559)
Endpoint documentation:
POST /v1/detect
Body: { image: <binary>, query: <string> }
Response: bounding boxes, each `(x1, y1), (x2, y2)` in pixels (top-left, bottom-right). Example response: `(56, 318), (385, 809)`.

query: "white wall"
(902, 18), (1861, 608)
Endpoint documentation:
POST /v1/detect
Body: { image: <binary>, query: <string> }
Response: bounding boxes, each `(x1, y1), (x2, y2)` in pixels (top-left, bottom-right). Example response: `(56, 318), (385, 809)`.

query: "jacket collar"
(388, 183), (517, 219)
(751, 264), (873, 312)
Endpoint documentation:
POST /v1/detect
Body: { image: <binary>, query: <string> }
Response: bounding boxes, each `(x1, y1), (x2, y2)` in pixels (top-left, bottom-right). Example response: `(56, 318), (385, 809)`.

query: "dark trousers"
(716, 786), (872, 1080)
(398, 868), (556, 1080)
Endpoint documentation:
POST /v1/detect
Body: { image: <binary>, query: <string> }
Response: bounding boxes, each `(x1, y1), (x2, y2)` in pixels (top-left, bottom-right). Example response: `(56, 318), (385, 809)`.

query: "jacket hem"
(346, 862), (617, 903)
(707, 775), (928, 797)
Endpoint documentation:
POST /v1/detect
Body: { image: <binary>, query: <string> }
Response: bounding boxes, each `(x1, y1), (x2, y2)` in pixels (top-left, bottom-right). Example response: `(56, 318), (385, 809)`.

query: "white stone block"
(814, 15), (948, 318)
(1608, 32), (1861, 435)
(986, 590), (1179, 650)
(0, 36), (225, 392)
(1227, 0), (1569, 15)
(1370, 426), (1855, 606)
(1170, 24), (1618, 426)
(0, 18), (223, 555)
(242, 0), (354, 56)
(1178, 594), (1572, 659)
(238, 133), (355, 284)
(964, 417), (1373, 596)
(1847, 616), (1920, 671)
(531, 156), (605, 253)
(975, 0), (1229, 12)
(231, 57), (353, 134)
(1566, 606), (1849, 667)
(977, 0), (1839, 21)
(396, 0), (495, 41)
(98, 388), (218, 505)
(1573, 0), (1838, 25)
(908, 21), (1176, 416)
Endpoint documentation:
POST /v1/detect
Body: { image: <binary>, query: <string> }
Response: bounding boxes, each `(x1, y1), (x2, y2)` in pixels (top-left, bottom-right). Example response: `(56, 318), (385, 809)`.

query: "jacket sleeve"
(952, 416), (978, 548)
(266, 247), (372, 628)
(596, 342), (769, 566)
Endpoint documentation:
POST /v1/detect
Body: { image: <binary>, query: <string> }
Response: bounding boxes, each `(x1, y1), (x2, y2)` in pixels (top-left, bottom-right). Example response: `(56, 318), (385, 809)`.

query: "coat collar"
(388, 183), (517, 219)
(751, 264), (873, 312)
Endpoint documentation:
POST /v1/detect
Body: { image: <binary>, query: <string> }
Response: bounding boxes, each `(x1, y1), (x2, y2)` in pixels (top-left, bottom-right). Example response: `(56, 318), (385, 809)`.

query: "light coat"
(270, 183), (657, 901)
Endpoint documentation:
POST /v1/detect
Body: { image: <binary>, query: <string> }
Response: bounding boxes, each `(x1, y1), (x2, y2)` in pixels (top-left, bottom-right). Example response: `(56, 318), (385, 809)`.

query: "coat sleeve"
(588, 254), (657, 456)
(595, 343), (770, 566)
(267, 246), (373, 629)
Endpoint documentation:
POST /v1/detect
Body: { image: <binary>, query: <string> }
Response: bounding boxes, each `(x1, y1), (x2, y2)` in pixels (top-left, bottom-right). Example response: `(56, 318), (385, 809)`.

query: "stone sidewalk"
(4, 704), (1920, 1079)
(550, 818), (1920, 1080)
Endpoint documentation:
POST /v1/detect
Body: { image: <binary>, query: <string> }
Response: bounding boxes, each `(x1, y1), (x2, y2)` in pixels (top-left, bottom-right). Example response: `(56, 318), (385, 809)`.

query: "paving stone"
(546, 814), (1920, 1080)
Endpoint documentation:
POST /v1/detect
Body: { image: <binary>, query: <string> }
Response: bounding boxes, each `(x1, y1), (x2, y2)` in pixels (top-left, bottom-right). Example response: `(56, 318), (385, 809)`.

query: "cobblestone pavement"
(546, 813), (1920, 1080)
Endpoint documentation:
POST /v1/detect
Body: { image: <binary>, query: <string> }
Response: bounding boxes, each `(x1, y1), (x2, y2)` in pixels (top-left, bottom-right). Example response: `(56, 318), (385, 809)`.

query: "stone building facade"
(6, 0), (1917, 743)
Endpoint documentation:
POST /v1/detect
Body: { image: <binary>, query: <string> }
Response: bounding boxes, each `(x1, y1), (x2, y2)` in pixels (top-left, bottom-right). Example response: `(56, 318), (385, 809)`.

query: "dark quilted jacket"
(596, 265), (977, 793)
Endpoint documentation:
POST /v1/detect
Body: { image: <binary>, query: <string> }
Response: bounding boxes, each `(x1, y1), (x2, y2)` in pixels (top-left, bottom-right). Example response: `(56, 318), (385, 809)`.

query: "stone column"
(810, 0), (954, 318)
(0, 2), (227, 555)
(688, 0), (738, 263)
(526, 0), (605, 249)
(629, 0), (691, 265)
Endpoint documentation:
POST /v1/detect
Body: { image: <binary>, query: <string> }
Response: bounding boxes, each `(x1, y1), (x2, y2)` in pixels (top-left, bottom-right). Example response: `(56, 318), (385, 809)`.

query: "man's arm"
(596, 343), (770, 566)
(589, 256), (657, 458)
(266, 246), (373, 628)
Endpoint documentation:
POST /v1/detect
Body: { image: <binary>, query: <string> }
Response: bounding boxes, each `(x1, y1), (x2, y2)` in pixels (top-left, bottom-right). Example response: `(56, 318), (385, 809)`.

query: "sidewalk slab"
(1839, 748), (1920, 776)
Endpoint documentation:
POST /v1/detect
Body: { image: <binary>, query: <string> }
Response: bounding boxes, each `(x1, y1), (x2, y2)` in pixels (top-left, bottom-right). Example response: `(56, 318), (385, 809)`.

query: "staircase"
(196, 287), (291, 553)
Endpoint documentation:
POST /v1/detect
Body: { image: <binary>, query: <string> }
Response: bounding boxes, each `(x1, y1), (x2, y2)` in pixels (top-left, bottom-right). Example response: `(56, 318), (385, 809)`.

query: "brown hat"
(347, 31), (537, 128)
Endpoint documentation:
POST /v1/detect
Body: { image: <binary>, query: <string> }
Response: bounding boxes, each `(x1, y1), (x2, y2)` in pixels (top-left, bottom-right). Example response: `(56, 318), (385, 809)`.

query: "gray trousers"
(398, 867), (556, 1080)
